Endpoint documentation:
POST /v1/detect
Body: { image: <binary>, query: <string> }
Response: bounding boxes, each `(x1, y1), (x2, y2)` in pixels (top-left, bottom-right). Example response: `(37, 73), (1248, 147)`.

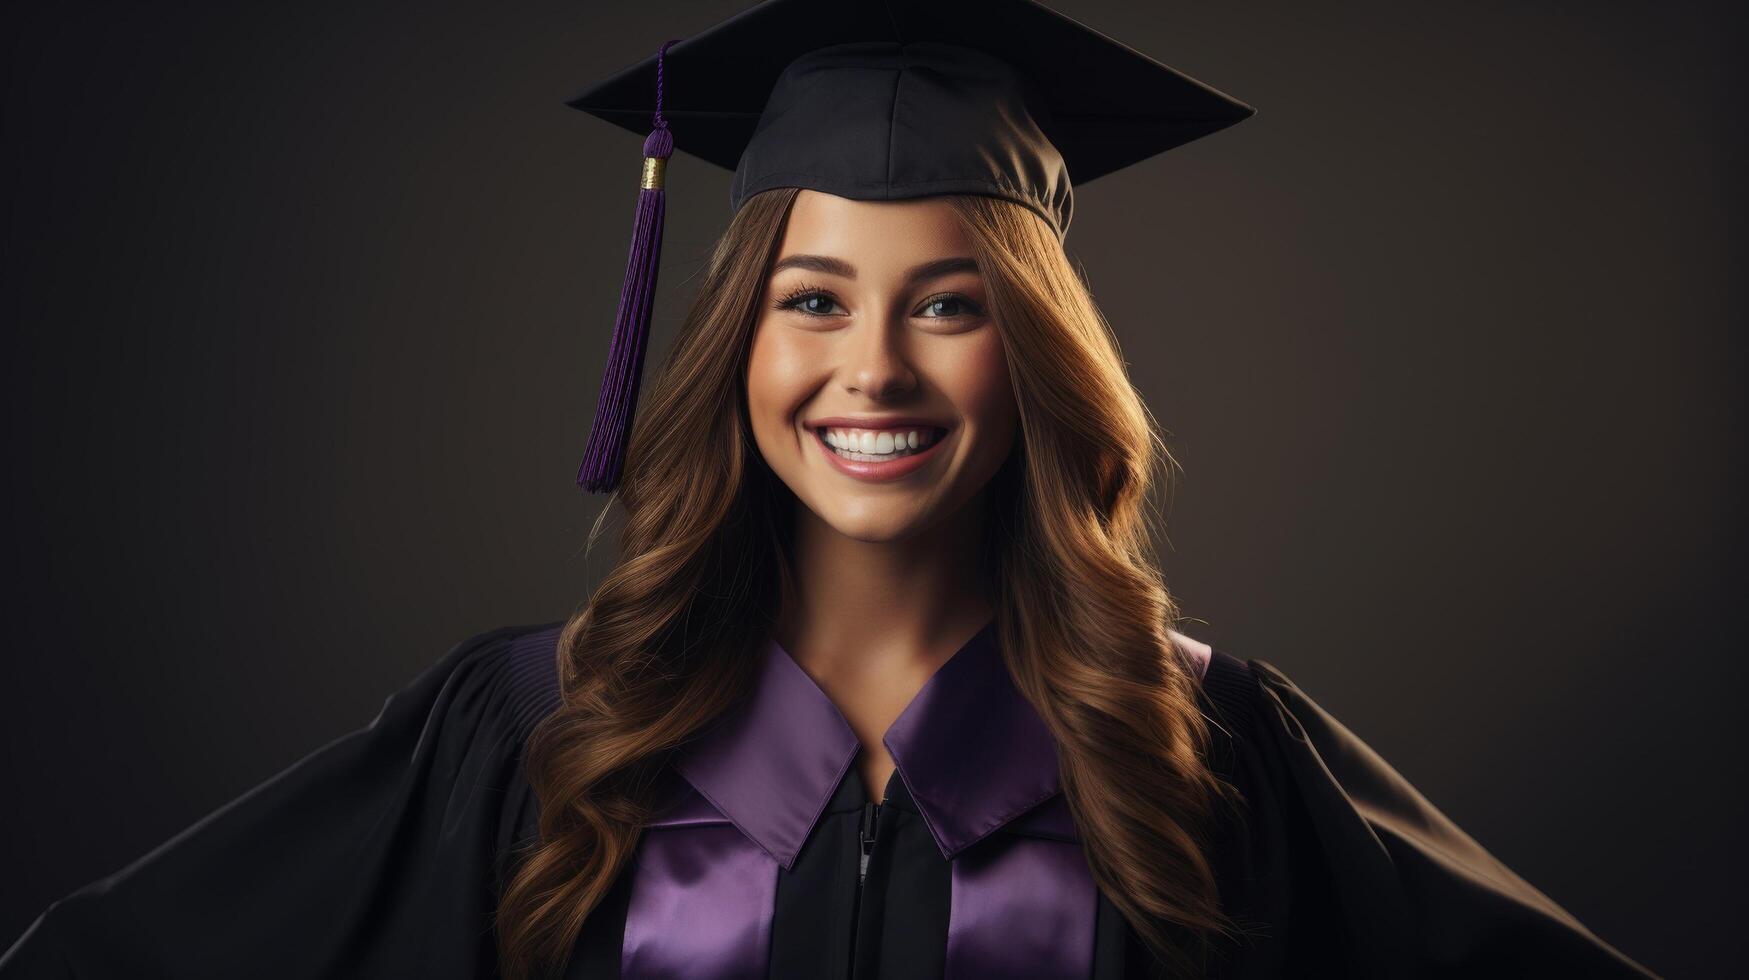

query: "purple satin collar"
(671, 618), (1070, 867)
(670, 634), (861, 870)
(881, 619), (1064, 858)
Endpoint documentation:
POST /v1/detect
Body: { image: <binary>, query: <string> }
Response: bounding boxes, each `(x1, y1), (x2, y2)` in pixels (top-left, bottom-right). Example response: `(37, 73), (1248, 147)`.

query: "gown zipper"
(847, 796), (886, 977)
(857, 799), (883, 885)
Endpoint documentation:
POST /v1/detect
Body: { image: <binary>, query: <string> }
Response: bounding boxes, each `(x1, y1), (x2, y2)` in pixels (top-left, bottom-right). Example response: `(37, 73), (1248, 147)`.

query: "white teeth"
(816, 425), (942, 461)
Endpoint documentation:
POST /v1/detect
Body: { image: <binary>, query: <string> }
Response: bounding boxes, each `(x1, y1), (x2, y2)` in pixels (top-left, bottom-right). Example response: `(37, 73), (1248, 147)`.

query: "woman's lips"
(811, 425), (949, 482)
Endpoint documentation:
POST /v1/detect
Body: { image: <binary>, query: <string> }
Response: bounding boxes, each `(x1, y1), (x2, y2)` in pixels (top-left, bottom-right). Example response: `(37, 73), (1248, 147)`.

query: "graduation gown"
(0, 620), (1656, 979)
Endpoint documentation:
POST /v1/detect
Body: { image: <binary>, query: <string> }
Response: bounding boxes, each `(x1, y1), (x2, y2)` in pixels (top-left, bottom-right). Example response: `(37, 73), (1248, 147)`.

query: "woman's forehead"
(774, 190), (974, 271)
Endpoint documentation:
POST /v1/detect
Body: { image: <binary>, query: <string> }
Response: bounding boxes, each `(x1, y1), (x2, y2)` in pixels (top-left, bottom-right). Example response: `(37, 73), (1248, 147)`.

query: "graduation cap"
(565, 0), (1255, 493)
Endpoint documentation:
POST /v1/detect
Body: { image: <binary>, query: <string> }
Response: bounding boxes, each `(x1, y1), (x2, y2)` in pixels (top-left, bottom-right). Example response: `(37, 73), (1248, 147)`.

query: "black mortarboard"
(565, 0), (1255, 493)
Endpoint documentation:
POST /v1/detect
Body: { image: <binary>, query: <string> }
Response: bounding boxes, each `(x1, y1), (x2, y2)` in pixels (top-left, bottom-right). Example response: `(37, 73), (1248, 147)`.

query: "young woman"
(1, 2), (1659, 978)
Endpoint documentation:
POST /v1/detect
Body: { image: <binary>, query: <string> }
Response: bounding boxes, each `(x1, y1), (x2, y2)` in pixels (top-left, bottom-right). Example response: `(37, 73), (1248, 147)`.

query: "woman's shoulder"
(437, 619), (567, 743)
(1167, 627), (1259, 738)
(1163, 632), (1656, 978)
(343, 618), (569, 790)
(408, 619), (568, 848)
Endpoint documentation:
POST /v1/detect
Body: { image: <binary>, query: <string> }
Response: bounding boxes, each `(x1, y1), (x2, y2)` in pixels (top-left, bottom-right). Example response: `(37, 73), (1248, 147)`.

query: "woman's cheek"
(945, 333), (1016, 435)
(746, 324), (813, 446)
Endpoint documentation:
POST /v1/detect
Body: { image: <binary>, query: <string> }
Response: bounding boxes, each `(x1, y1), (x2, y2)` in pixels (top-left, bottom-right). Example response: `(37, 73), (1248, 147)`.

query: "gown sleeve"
(1195, 652), (1658, 979)
(0, 621), (565, 980)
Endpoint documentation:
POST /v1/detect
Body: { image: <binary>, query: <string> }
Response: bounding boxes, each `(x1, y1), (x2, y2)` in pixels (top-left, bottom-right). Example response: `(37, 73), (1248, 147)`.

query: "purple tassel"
(577, 40), (680, 493)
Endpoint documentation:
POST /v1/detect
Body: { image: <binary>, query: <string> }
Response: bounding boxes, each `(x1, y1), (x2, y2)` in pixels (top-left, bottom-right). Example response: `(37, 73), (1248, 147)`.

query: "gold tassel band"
(640, 156), (667, 190)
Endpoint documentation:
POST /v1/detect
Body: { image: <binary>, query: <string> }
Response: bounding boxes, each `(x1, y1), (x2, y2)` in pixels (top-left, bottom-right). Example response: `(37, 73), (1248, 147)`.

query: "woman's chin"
(805, 498), (944, 545)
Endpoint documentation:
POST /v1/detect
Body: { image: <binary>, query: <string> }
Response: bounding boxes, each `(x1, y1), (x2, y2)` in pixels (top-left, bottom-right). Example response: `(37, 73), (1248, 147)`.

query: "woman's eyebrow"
(903, 256), (979, 284)
(770, 254), (855, 278)
(769, 254), (978, 285)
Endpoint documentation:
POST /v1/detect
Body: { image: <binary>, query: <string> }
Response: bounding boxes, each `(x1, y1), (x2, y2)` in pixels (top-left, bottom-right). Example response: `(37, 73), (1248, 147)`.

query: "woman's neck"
(775, 498), (995, 800)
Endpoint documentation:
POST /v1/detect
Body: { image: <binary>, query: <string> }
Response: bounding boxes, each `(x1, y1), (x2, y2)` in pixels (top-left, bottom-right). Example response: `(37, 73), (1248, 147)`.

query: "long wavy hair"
(496, 186), (1236, 978)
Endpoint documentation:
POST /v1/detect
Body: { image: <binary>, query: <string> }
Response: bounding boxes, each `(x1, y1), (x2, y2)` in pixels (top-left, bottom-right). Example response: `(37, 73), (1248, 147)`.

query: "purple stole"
(619, 787), (1095, 978)
(605, 620), (1180, 978)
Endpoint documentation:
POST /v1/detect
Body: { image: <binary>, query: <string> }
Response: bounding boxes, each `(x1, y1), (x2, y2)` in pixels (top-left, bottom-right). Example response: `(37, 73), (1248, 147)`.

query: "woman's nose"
(843, 317), (918, 400)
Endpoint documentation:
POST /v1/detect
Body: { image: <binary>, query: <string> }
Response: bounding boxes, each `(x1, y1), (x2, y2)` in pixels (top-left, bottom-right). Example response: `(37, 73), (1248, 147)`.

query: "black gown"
(0, 620), (1656, 978)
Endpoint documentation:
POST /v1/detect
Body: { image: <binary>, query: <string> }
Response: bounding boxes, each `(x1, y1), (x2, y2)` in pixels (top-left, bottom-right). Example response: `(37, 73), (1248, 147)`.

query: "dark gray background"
(3, 1), (1741, 975)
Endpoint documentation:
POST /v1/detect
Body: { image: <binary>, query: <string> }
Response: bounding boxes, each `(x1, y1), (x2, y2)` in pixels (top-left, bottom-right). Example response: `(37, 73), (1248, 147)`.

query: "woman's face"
(746, 190), (1019, 542)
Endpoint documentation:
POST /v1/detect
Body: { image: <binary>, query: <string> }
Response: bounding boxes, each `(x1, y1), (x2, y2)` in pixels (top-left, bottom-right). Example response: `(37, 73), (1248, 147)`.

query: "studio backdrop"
(2, 1), (1742, 976)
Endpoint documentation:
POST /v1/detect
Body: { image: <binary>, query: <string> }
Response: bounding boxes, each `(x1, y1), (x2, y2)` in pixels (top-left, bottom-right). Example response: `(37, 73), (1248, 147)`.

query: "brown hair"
(495, 187), (1234, 978)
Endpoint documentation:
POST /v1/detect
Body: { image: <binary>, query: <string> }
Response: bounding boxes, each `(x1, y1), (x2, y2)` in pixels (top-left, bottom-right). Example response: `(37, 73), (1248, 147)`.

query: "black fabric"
(843, 769), (951, 978)
(568, 857), (634, 978)
(727, 41), (1075, 240)
(567, 760), (955, 979)
(768, 771), (869, 977)
(0, 623), (1657, 978)
(565, 0), (1255, 238)
(1174, 652), (1654, 979)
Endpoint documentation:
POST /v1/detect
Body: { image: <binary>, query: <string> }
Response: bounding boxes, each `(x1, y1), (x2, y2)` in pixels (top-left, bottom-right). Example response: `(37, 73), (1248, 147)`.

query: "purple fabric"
(1169, 628), (1212, 680)
(947, 833), (1099, 978)
(671, 618), (1065, 867)
(672, 638), (861, 869)
(882, 619), (1062, 858)
(644, 782), (736, 830)
(620, 819), (777, 979)
(1001, 791), (1080, 842)
(640, 620), (1168, 976)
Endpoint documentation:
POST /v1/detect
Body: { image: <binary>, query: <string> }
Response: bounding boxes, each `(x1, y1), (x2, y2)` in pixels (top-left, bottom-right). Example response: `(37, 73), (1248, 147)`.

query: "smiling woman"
(496, 176), (1260, 978)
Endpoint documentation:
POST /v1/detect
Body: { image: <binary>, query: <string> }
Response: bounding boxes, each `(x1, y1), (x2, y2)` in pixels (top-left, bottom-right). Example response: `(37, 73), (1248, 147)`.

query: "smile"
(806, 422), (951, 482)
(820, 426), (941, 460)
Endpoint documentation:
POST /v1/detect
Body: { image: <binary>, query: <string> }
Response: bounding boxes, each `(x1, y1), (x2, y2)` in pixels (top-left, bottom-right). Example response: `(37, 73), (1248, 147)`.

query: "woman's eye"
(917, 294), (982, 318)
(778, 292), (842, 316)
